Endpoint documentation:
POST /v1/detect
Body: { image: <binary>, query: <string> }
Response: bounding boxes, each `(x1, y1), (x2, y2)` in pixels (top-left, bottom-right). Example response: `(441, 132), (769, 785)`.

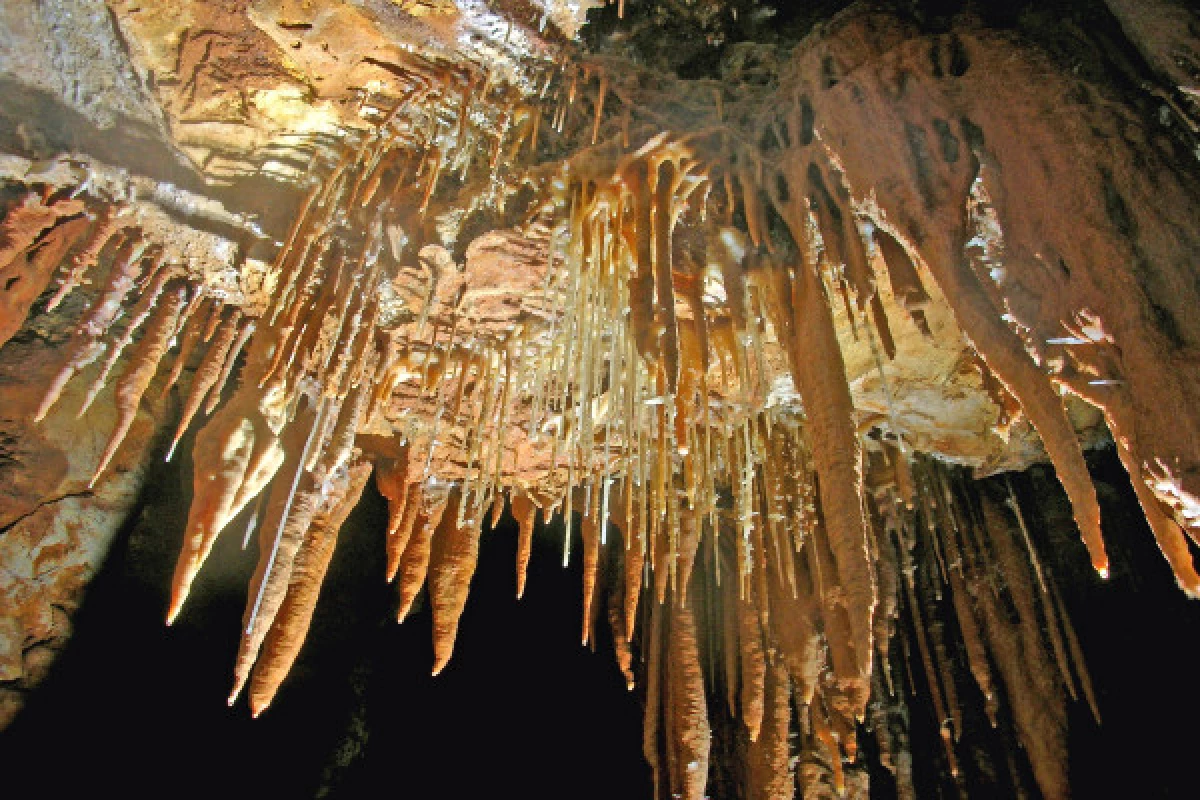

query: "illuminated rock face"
(1, 0), (1199, 796)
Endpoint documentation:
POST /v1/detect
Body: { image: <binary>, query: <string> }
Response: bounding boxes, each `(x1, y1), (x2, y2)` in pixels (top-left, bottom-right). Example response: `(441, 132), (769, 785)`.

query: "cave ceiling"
(1, 0), (1199, 797)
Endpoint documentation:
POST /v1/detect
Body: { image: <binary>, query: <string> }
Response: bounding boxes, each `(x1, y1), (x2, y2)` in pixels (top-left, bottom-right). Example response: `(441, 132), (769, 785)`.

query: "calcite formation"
(1, 0), (1199, 797)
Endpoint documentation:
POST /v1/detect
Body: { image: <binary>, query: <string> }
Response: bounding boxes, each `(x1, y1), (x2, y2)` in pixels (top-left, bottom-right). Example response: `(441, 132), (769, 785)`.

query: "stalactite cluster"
(3, 1), (1200, 796)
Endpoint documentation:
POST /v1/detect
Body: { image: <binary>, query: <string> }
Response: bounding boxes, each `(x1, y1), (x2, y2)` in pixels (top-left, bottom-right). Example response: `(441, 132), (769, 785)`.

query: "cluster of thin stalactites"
(3, 35), (1191, 799)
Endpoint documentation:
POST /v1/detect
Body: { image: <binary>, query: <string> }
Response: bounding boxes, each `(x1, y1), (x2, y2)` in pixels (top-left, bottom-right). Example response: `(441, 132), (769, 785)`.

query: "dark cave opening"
(3, 444), (1200, 797)
(0, 455), (649, 798)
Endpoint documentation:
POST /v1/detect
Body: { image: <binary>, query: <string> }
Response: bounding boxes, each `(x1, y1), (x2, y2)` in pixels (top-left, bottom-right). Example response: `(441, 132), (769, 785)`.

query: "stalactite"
(666, 596), (710, 800)
(44, 203), (127, 312)
(608, 556), (636, 689)
(396, 486), (452, 622)
(229, 419), (329, 704)
(89, 283), (187, 486)
(247, 460), (372, 717)
(205, 319), (256, 416)
(580, 499), (602, 646)
(782, 227), (876, 686)
(0, 211), (89, 347)
(745, 660), (794, 800)
(35, 235), (148, 421)
(386, 482), (424, 583)
(376, 451), (412, 538)
(0, 192), (85, 271)
(167, 382), (288, 626)
(427, 488), (484, 675)
(165, 314), (242, 461)
(644, 595), (665, 800)
(77, 266), (175, 417)
(925, 244), (1110, 577)
(511, 489), (537, 599)
(737, 593), (766, 742)
(161, 298), (212, 396)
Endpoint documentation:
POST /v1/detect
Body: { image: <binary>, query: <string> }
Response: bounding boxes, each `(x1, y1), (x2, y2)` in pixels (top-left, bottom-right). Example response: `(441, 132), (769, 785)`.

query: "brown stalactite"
(428, 489), (483, 675)
(206, 318), (256, 416)
(89, 284), (187, 486)
(247, 460), (372, 716)
(396, 487), (452, 622)
(511, 489), (537, 599)
(622, 486), (646, 641)
(644, 593), (665, 800)
(35, 235), (148, 422)
(784, 239), (876, 686)
(0, 192), (85, 272)
(666, 596), (710, 800)
(376, 451), (412, 537)
(745, 659), (794, 800)
(6, 6), (1198, 795)
(78, 265), (175, 417)
(227, 404), (328, 703)
(43, 203), (126, 312)
(166, 314), (242, 461)
(608, 557), (635, 690)
(161, 297), (213, 397)
(0, 212), (89, 347)
(737, 593), (766, 742)
(386, 482), (423, 583)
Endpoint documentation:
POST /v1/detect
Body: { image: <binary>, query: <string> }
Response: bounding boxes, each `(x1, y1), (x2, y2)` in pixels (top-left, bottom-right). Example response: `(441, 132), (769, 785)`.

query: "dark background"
(0, 448), (649, 799)
(3, 446), (1200, 798)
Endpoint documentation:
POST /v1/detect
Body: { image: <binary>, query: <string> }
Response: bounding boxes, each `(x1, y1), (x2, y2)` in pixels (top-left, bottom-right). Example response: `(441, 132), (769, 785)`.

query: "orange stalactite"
(247, 460), (372, 717)
(376, 451), (413, 538)
(428, 489), (484, 675)
(230, 456), (326, 703)
(666, 597), (710, 800)
(676, 505), (700, 606)
(35, 235), (148, 422)
(620, 486), (645, 641)
(396, 487), (452, 622)
(44, 203), (127, 312)
(623, 159), (658, 361)
(644, 596), (665, 800)
(0, 210), (88, 347)
(89, 284), (186, 487)
(78, 265), (176, 417)
(511, 489), (537, 599)
(653, 158), (681, 397)
(205, 319), (256, 416)
(746, 660), (794, 800)
(738, 593), (766, 742)
(778, 215), (876, 686)
(386, 481), (424, 583)
(0, 191), (85, 271)
(161, 299), (210, 395)
(167, 383), (289, 627)
(165, 313), (241, 461)
(810, 695), (848, 796)
(608, 566), (635, 690)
